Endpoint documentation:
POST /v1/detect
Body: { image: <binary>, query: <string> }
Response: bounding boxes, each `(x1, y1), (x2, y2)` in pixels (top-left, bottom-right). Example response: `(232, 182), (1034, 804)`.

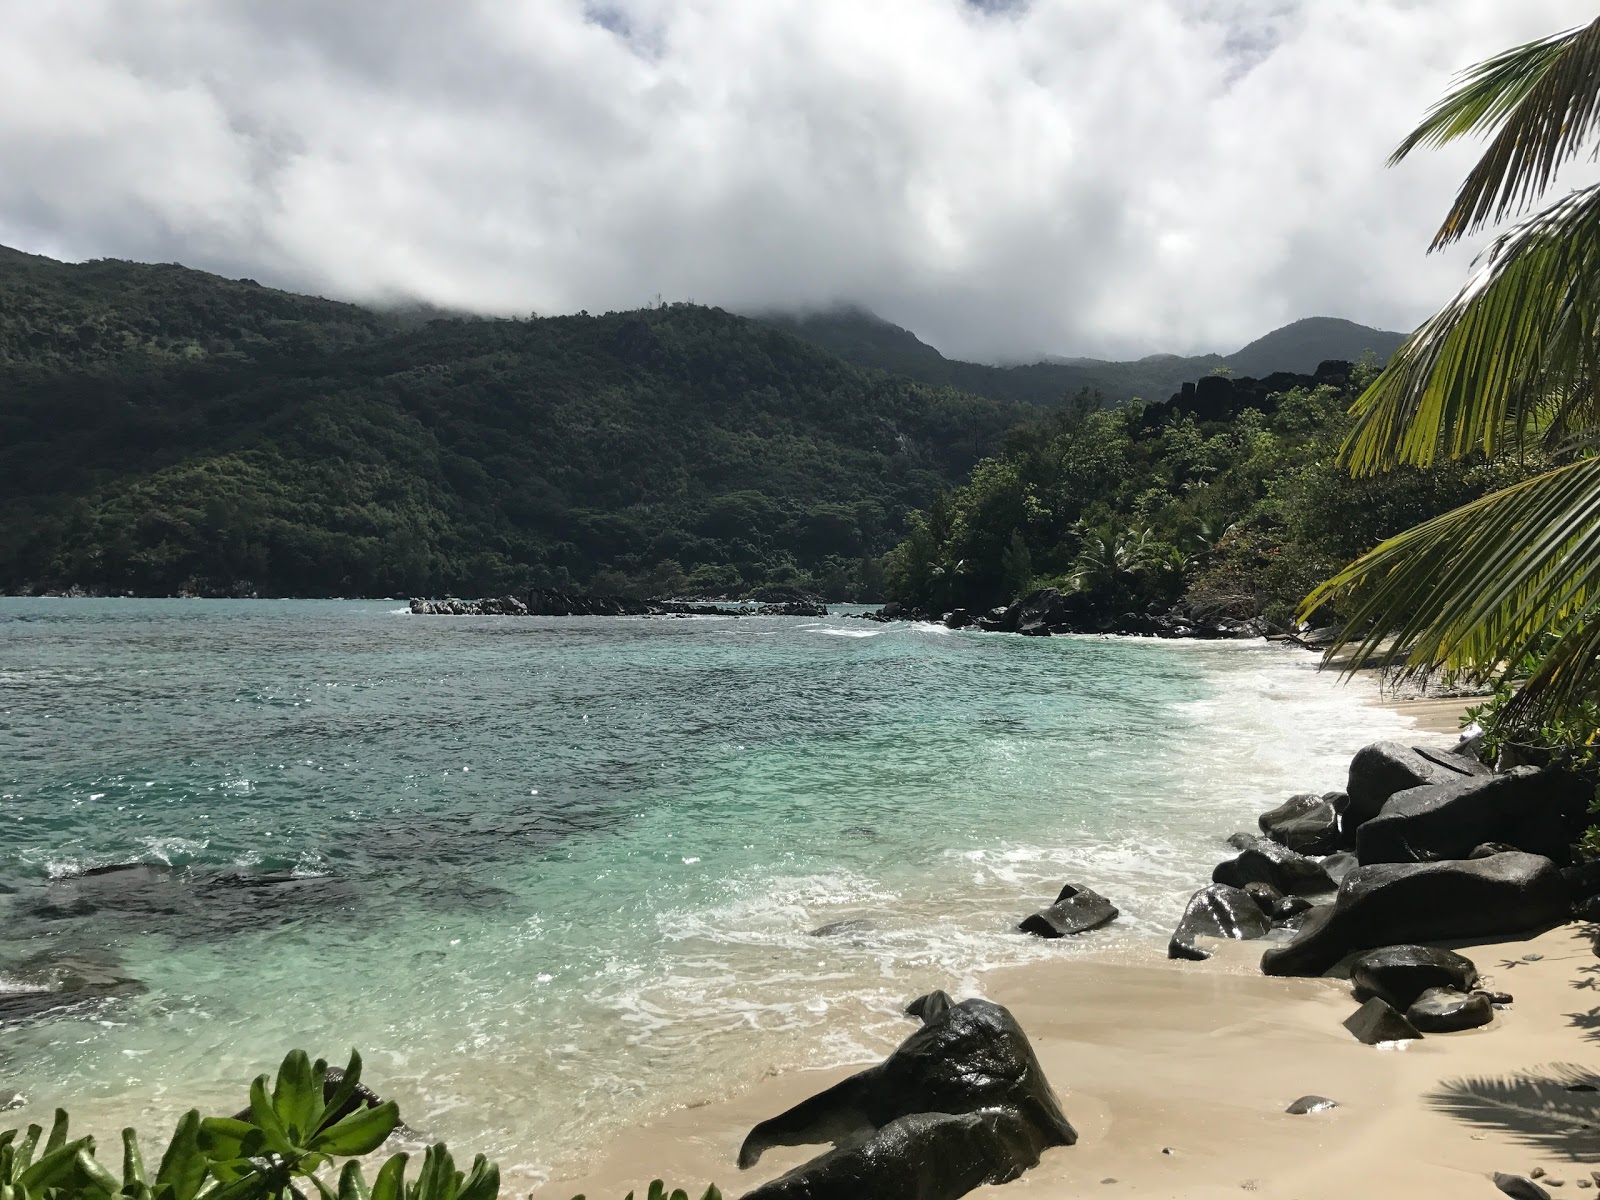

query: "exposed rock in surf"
(1261, 852), (1568, 978)
(1343, 997), (1422, 1044)
(1349, 945), (1479, 1010)
(1019, 883), (1119, 938)
(0, 953), (146, 1026)
(738, 996), (1074, 1199)
(1168, 883), (1272, 960)
(1242, 881), (1285, 916)
(1212, 836), (1336, 899)
(1406, 987), (1494, 1033)
(1258, 791), (1348, 855)
(808, 917), (883, 939)
(904, 990), (955, 1024)
(1320, 851), (1359, 885)
(1345, 741), (1490, 829)
(1355, 767), (1591, 867)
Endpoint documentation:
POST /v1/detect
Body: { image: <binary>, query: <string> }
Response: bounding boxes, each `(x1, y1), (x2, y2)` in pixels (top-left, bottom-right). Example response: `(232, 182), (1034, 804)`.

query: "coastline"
(529, 680), (1542, 1198)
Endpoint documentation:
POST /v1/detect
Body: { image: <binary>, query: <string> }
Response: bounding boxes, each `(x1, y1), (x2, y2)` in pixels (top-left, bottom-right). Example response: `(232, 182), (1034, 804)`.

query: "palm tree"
(1303, 16), (1600, 718)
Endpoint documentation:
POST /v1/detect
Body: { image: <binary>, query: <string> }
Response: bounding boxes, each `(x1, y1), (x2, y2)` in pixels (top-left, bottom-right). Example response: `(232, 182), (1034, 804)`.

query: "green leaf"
(453, 1157), (496, 1200)
(368, 1154), (408, 1200)
(18, 1137), (95, 1191)
(248, 1075), (294, 1157)
(315, 1054), (363, 1139)
(272, 1052), (320, 1146)
(75, 1145), (121, 1196)
(306, 1102), (398, 1158)
(411, 1145), (457, 1200)
(122, 1127), (147, 1188)
(43, 1112), (69, 1156)
(647, 1184), (665, 1200)
(155, 1111), (207, 1200)
(196, 1119), (265, 1164)
(699, 1188), (722, 1200)
(16, 1124), (40, 1172)
(336, 1161), (370, 1200)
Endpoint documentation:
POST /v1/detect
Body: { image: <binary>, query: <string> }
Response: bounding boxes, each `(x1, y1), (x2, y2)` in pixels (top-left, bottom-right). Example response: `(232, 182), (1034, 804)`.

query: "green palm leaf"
(1302, 456), (1600, 714)
(1394, 17), (1600, 247)
(1343, 181), (1600, 475)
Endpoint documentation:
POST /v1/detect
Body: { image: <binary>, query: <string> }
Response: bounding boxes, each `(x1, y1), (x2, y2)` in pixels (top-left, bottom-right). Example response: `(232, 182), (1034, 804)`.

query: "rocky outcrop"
(1139, 360), (1353, 429)
(1343, 997), (1422, 1044)
(738, 996), (1074, 1199)
(1212, 836), (1336, 899)
(1018, 883), (1119, 938)
(904, 990), (954, 1023)
(1406, 987), (1494, 1032)
(1261, 852), (1569, 977)
(1345, 741), (1490, 828)
(0, 953), (146, 1026)
(1349, 945), (1478, 1009)
(1258, 791), (1348, 855)
(1168, 883), (1272, 960)
(1355, 767), (1591, 866)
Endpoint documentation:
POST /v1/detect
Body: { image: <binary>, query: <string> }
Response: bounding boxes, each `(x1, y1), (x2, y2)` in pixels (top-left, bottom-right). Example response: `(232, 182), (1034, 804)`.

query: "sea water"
(0, 600), (1413, 1181)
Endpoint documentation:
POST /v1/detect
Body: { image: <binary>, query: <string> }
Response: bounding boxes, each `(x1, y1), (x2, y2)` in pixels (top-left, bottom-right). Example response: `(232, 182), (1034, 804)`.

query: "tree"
(1304, 16), (1600, 718)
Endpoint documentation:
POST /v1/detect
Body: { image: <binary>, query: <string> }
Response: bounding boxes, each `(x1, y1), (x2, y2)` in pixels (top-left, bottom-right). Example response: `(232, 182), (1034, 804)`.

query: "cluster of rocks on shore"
(855, 587), (1274, 640)
(408, 590), (827, 618)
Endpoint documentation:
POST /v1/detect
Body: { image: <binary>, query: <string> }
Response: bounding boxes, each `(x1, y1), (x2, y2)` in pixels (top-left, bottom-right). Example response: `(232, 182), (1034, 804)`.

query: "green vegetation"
(0, 251), (1021, 599)
(881, 372), (1528, 626)
(1305, 15), (1600, 750)
(0, 1049), (717, 1200)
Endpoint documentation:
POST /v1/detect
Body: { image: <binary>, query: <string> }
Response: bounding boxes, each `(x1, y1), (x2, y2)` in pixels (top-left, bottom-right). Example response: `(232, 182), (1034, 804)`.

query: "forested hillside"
(0, 250), (1022, 598)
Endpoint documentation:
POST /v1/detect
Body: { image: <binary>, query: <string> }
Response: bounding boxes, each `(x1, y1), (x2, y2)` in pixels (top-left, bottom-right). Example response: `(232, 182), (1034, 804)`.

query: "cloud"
(0, 0), (1591, 360)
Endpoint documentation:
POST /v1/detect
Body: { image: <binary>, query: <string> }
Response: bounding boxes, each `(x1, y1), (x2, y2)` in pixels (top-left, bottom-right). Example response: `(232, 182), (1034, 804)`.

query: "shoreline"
(526, 682), (1524, 1198)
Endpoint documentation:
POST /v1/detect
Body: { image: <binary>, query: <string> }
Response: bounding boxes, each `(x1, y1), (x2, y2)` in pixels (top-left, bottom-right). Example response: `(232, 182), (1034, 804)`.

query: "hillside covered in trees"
(0, 250), (1024, 598)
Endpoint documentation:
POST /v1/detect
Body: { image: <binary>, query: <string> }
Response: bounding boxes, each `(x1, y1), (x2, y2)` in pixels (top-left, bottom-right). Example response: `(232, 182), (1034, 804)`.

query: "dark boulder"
(1019, 883), (1119, 938)
(1471, 842), (1520, 858)
(1494, 1173), (1552, 1200)
(1320, 852), (1359, 885)
(1242, 882), (1285, 916)
(1262, 852), (1568, 977)
(737, 997), (1074, 1198)
(1259, 792), (1347, 855)
(942, 610), (975, 630)
(904, 990), (954, 1023)
(1349, 945), (1479, 1009)
(741, 1109), (1053, 1200)
(1167, 884), (1272, 961)
(1272, 895), (1313, 922)
(1342, 998), (1422, 1045)
(1563, 859), (1600, 901)
(1406, 987), (1494, 1033)
(1346, 742), (1489, 828)
(1356, 767), (1591, 866)
(1212, 836), (1336, 899)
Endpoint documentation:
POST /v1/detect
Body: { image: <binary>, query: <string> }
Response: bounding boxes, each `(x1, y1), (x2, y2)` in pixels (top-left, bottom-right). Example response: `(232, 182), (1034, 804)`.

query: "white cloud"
(0, 0), (1591, 360)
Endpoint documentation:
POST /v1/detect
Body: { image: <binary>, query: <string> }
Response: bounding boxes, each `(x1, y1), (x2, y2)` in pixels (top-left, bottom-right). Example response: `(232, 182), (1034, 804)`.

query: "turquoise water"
(0, 600), (1410, 1181)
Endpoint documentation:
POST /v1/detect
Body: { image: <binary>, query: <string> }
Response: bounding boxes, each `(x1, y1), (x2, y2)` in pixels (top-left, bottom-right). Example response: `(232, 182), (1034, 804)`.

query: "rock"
(1356, 767), (1592, 866)
(1262, 852), (1569, 978)
(1167, 884), (1272, 961)
(1285, 1096), (1338, 1114)
(1242, 882), (1285, 915)
(1212, 837), (1337, 899)
(1320, 851), (1359, 885)
(1349, 945), (1480, 1009)
(1346, 741), (1490, 828)
(1259, 792), (1348, 855)
(809, 917), (882, 938)
(738, 997), (1074, 1198)
(942, 609), (975, 630)
(1564, 860), (1600, 901)
(1272, 895), (1313, 921)
(1405, 987), (1494, 1032)
(1019, 883), (1119, 938)
(904, 990), (954, 1023)
(1495, 1173), (1552, 1200)
(1342, 998), (1422, 1045)
(1485, 991), (1514, 1006)
(0, 953), (147, 1026)
(0, 1091), (25, 1112)
(1472, 842), (1521, 858)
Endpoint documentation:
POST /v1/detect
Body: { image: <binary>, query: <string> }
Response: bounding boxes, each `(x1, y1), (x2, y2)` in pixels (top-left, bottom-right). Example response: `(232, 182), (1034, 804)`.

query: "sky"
(0, 0), (1594, 362)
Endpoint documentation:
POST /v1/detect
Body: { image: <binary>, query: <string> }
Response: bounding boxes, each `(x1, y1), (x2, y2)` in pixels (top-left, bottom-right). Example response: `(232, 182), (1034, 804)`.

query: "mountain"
(0, 250), (1021, 599)
(762, 307), (1406, 406)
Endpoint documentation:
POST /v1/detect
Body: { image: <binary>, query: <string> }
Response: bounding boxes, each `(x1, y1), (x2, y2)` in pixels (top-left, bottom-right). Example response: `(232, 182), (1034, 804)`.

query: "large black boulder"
(1356, 767), (1591, 866)
(1258, 792), (1348, 855)
(1262, 852), (1568, 977)
(1349, 945), (1479, 1009)
(1018, 883), (1119, 938)
(1343, 997), (1422, 1044)
(1167, 883), (1272, 961)
(1212, 836), (1336, 899)
(738, 997), (1074, 1195)
(741, 1109), (1050, 1200)
(1346, 742), (1489, 828)
(1406, 987), (1494, 1033)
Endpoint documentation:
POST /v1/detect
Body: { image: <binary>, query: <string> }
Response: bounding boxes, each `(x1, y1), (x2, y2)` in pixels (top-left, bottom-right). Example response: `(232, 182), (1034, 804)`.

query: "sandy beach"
(527, 687), (1596, 1200)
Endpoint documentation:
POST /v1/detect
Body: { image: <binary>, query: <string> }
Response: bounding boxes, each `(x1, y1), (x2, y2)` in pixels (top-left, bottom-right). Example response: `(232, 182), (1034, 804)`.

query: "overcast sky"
(0, 1), (1593, 362)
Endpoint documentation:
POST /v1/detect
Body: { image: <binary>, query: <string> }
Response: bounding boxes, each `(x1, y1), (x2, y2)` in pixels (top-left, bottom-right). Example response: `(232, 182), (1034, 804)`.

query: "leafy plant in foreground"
(570, 1182), (721, 1200)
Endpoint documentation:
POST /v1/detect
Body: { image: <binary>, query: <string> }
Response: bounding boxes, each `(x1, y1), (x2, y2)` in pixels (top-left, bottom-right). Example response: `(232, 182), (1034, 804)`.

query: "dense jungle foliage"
(0, 250), (1019, 599)
(882, 365), (1535, 628)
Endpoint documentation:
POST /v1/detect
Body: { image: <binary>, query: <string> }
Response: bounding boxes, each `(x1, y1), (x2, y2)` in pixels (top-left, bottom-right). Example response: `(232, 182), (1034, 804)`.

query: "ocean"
(0, 599), (1411, 1182)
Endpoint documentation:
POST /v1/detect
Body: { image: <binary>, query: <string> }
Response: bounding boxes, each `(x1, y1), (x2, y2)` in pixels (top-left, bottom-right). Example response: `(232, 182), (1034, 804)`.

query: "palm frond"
(1301, 457), (1600, 714)
(1393, 18), (1600, 247)
(1343, 182), (1600, 475)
